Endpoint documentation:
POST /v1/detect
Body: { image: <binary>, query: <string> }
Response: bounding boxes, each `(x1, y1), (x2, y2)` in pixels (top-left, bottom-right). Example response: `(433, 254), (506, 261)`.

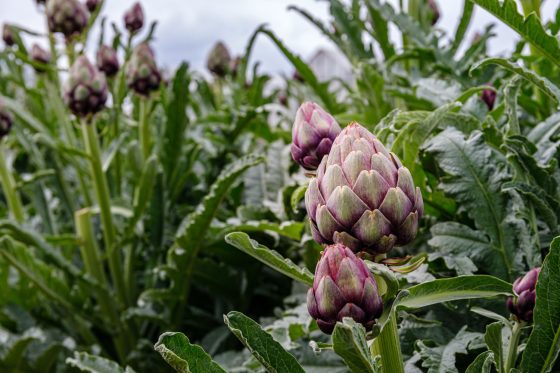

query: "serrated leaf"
(66, 352), (135, 373)
(223, 311), (305, 373)
(154, 332), (226, 373)
(465, 351), (494, 373)
(332, 318), (379, 373)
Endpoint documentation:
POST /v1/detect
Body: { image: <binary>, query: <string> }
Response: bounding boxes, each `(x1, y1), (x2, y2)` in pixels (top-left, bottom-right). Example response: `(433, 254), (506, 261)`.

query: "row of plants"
(1, 0), (560, 372)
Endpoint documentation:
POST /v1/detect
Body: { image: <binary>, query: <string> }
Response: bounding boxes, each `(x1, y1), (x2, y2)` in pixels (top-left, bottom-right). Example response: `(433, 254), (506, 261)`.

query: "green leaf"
(223, 311), (305, 373)
(450, 0), (475, 54)
(470, 58), (560, 105)
(466, 351), (494, 373)
(332, 318), (380, 373)
(66, 352), (136, 373)
(485, 322), (504, 373)
(521, 236), (560, 373)
(470, 0), (560, 68)
(471, 307), (510, 324)
(225, 232), (314, 286)
(154, 332), (226, 373)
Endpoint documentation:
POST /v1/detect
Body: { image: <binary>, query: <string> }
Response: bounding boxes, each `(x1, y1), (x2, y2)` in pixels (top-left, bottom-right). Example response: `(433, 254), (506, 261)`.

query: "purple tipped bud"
(46, 0), (89, 38)
(507, 267), (540, 322)
(64, 55), (108, 117)
(35, 0), (46, 4)
(85, 0), (100, 12)
(481, 84), (496, 110)
(305, 123), (423, 254)
(126, 43), (161, 96)
(291, 101), (341, 171)
(307, 243), (383, 334)
(206, 41), (231, 77)
(3, 24), (15, 47)
(428, 0), (440, 25)
(293, 70), (304, 83)
(124, 2), (144, 34)
(96, 45), (119, 77)
(30, 44), (51, 70)
(0, 101), (13, 139)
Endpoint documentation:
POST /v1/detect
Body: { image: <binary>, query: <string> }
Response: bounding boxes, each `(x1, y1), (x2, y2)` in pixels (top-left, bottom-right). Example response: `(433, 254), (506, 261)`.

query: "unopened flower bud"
(126, 43), (161, 96)
(86, 0), (100, 12)
(64, 55), (108, 117)
(124, 2), (144, 34)
(481, 84), (496, 110)
(0, 102), (13, 139)
(96, 45), (119, 77)
(30, 44), (51, 72)
(46, 0), (89, 38)
(206, 41), (231, 77)
(507, 267), (540, 322)
(428, 0), (440, 25)
(3, 24), (15, 47)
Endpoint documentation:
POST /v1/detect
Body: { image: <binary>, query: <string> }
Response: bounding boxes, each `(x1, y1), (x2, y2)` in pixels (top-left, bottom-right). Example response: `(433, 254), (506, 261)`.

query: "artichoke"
(305, 123), (423, 254)
(96, 45), (119, 77)
(30, 44), (51, 70)
(3, 24), (15, 47)
(46, 0), (89, 38)
(291, 101), (341, 171)
(85, 0), (100, 12)
(124, 2), (144, 34)
(428, 0), (440, 25)
(481, 84), (496, 110)
(206, 41), (231, 77)
(507, 267), (540, 322)
(0, 102), (13, 139)
(307, 243), (383, 334)
(64, 55), (108, 117)
(126, 43), (161, 96)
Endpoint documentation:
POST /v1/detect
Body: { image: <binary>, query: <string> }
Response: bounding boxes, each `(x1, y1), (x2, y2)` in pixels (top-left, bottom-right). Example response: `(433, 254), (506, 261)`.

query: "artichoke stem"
(371, 312), (404, 373)
(138, 98), (151, 162)
(0, 143), (24, 223)
(505, 320), (523, 372)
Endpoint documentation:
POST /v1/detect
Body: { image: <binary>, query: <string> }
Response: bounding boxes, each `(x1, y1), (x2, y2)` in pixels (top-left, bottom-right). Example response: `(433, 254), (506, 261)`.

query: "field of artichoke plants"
(1, 0), (560, 371)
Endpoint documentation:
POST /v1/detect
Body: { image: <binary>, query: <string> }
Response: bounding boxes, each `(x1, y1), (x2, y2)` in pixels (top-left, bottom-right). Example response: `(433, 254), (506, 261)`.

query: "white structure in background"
(307, 48), (353, 83)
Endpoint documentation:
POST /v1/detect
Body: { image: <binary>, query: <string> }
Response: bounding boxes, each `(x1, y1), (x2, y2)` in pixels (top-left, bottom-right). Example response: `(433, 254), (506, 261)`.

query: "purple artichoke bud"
(64, 55), (108, 117)
(293, 70), (304, 83)
(291, 101), (341, 171)
(126, 43), (161, 96)
(307, 243), (383, 334)
(428, 0), (440, 25)
(46, 0), (89, 38)
(305, 123), (423, 254)
(35, 0), (46, 4)
(3, 24), (15, 47)
(0, 102), (13, 139)
(30, 44), (51, 69)
(206, 41), (231, 77)
(507, 267), (540, 322)
(123, 2), (144, 34)
(96, 44), (119, 77)
(85, 0), (100, 12)
(481, 84), (496, 110)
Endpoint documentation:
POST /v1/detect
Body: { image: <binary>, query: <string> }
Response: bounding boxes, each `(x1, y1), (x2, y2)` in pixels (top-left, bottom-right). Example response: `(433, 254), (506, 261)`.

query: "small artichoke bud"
(305, 123), (424, 254)
(507, 267), (540, 322)
(124, 2), (144, 34)
(64, 55), (108, 117)
(0, 102), (13, 139)
(85, 0), (100, 12)
(206, 41), (231, 77)
(96, 44), (119, 77)
(30, 44), (51, 72)
(126, 43), (161, 96)
(481, 84), (496, 110)
(291, 101), (341, 171)
(307, 243), (383, 334)
(428, 0), (440, 25)
(46, 0), (89, 38)
(3, 24), (15, 47)
(35, 0), (46, 4)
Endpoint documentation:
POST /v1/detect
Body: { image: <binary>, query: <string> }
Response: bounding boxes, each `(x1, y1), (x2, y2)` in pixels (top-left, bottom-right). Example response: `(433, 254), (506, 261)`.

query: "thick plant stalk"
(81, 120), (128, 306)
(371, 312), (404, 373)
(0, 144), (24, 223)
(505, 321), (523, 372)
(138, 98), (151, 161)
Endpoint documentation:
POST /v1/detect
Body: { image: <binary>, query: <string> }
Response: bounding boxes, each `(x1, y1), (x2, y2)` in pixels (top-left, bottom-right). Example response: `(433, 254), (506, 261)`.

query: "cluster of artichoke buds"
(308, 244), (383, 334)
(206, 41), (231, 78)
(64, 55), (108, 117)
(481, 84), (497, 110)
(96, 45), (119, 77)
(30, 44), (51, 71)
(0, 102), (13, 139)
(124, 2), (144, 34)
(507, 267), (540, 322)
(86, 0), (100, 12)
(46, 0), (89, 38)
(126, 43), (161, 96)
(3, 24), (15, 47)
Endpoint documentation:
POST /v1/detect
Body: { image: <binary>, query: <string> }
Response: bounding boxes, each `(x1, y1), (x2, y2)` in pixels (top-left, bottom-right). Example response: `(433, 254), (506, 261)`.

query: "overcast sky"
(0, 0), (557, 74)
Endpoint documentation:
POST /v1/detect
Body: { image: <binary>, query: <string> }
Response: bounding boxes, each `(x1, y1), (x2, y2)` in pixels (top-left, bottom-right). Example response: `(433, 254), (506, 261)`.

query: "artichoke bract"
(3, 24), (15, 47)
(481, 84), (496, 110)
(30, 44), (51, 69)
(46, 0), (89, 38)
(0, 102), (13, 139)
(507, 267), (540, 322)
(305, 123), (423, 254)
(124, 2), (144, 34)
(307, 243), (383, 334)
(64, 55), (108, 117)
(206, 41), (231, 77)
(96, 45), (119, 77)
(86, 0), (100, 12)
(126, 43), (161, 96)
(291, 101), (341, 171)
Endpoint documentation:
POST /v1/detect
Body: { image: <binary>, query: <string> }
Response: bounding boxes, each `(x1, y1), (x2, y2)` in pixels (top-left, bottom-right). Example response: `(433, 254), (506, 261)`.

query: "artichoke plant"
(30, 44), (51, 70)
(305, 123), (423, 254)
(507, 267), (540, 322)
(206, 41), (231, 77)
(0, 102), (13, 139)
(307, 243), (383, 334)
(124, 2), (144, 34)
(3, 24), (15, 47)
(46, 0), (89, 38)
(481, 84), (497, 110)
(291, 101), (341, 171)
(64, 55), (108, 117)
(96, 44), (119, 77)
(126, 43), (161, 96)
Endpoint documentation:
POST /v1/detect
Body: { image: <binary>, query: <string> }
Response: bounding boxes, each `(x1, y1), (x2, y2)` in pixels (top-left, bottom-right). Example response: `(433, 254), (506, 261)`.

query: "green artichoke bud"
(307, 243), (383, 334)
(46, 0), (89, 38)
(126, 43), (161, 96)
(64, 55), (108, 117)
(3, 24), (15, 47)
(0, 101), (13, 139)
(507, 267), (540, 322)
(124, 2), (144, 34)
(206, 41), (231, 77)
(305, 123), (423, 254)
(96, 44), (119, 77)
